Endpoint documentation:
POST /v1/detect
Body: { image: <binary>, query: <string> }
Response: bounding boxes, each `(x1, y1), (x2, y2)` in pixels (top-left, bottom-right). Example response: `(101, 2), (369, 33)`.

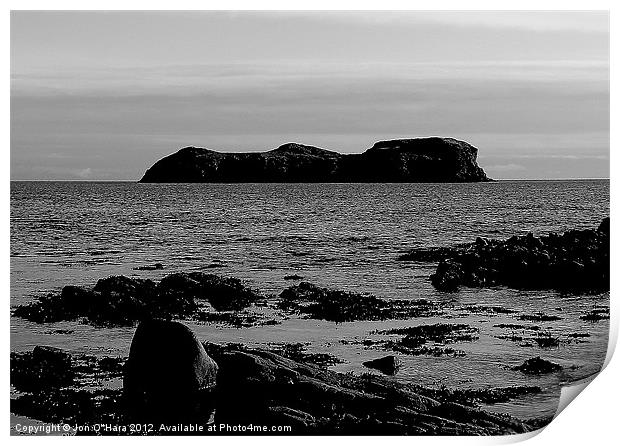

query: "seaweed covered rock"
(417, 385), (542, 407)
(267, 343), (343, 368)
(13, 272), (261, 326)
(11, 341), (536, 435)
(376, 324), (480, 356)
(158, 273), (259, 311)
(425, 218), (609, 292)
(398, 245), (466, 262)
(124, 320), (218, 425)
(11, 388), (124, 428)
(580, 307), (610, 321)
(513, 357), (563, 375)
(380, 324), (480, 346)
(204, 343), (531, 435)
(430, 261), (464, 292)
(11, 348), (126, 428)
(133, 263), (164, 271)
(278, 281), (439, 322)
(11, 346), (74, 391)
(363, 355), (401, 375)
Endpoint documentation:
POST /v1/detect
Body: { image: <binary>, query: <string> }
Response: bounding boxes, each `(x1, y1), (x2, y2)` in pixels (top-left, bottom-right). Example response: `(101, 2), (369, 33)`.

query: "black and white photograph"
(8, 6), (612, 438)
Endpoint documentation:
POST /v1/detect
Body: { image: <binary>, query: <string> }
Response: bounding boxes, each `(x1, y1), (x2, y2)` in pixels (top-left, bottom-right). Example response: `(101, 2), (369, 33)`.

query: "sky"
(10, 11), (609, 180)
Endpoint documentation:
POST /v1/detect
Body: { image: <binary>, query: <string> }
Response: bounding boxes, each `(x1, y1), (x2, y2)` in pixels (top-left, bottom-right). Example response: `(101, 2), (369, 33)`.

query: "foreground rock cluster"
(11, 320), (545, 435)
(203, 342), (534, 434)
(139, 138), (491, 183)
(401, 218), (609, 292)
(13, 273), (261, 325)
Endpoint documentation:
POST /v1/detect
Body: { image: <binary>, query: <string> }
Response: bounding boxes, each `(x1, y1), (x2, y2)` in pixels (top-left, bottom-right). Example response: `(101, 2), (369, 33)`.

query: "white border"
(3, 1), (616, 445)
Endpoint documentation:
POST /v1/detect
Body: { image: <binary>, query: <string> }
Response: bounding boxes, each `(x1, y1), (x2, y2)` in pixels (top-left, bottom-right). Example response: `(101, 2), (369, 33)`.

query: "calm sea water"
(10, 180), (610, 420)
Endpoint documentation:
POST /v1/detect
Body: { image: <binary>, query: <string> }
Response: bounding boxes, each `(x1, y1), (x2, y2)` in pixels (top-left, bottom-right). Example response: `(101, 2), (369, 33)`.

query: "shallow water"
(10, 180), (610, 420)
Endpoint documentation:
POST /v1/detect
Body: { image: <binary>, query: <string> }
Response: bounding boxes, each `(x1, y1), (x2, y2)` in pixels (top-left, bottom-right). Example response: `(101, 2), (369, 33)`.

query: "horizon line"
(9, 178), (611, 182)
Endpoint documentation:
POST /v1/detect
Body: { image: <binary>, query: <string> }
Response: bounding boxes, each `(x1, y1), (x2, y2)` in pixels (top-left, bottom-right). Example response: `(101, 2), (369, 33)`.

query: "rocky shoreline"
(13, 275), (444, 327)
(11, 338), (550, 435)
(400, 218), (609, 293)
(13, 273), (265, 326)
(10, 219), (609, 435)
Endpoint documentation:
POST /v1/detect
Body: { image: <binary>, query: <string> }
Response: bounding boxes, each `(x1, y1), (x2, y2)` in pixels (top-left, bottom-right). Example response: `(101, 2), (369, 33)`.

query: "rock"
(363, 355), (401, 375)
(158, 272), (260, 311)
(580, 307), (610, 321)
(475, 237), (488, 248)
(267, 406), (316, 429)
(377, 324), (479, 356)
(11, 349), (126, 427)
(533, 333), (561, 348)
(421, 386), (542, 406)
(517, 313), (562, 322)
(139, 138), (491, 183)
(11, 343), (535, 435)
(124, 319), (218, 425)
(14, 272), (261, 326)
(278, 281), (439, 322)
(598, 217), (610, 234)
(341, 324), (480, 358)
(133, 263), (164, 271)
(431, 260), (463, 291)
(513, 357), (563, 375)
(398, 245), (466, 262)
(268, 343), (343, 367)
(11, 346), (74, 391)
(426, 218), (609, 293)
(203, 343), (531, 435)
(60, 285), (92, 311)
(283, 274), (304, 280)
(380, 324), (479, 344)
(93, 275), (156, 297)
(11, 388), (123, 427)
(87, 276), (156, 325)
(32, 345), (71, 366)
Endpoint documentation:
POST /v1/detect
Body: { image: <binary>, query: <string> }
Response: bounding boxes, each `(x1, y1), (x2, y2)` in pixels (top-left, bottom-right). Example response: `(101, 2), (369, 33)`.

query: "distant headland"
(139, 137), (491, 183)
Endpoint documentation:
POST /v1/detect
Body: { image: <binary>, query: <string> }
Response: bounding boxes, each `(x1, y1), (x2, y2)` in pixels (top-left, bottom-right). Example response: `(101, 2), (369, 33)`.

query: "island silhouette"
(139, 137), (491, 183)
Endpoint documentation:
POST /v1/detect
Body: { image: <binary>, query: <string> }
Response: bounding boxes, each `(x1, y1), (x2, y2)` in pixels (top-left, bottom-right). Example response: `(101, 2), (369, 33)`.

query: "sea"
(10, 180), (610, 420)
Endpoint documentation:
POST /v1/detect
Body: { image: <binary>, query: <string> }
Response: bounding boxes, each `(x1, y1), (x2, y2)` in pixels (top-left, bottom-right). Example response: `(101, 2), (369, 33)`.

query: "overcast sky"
(11, 11), (609, 180)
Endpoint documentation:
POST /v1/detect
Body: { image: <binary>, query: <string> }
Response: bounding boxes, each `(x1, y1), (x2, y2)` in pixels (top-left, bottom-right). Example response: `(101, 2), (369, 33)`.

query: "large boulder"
(123, 319), (218, 425)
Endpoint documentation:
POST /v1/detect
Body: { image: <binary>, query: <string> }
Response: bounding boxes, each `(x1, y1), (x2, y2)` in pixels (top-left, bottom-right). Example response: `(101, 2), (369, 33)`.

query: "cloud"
(9, 11), (609, 180)
(11, 60), (609, 97)
(486, 164), (527, 172)
(75, 168), (92, 179)
(222, 11), (609, 34)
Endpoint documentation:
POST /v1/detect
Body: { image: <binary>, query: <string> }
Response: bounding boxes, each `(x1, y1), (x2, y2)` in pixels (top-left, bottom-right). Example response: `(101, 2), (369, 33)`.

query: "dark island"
(139, 137), (491, 183)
